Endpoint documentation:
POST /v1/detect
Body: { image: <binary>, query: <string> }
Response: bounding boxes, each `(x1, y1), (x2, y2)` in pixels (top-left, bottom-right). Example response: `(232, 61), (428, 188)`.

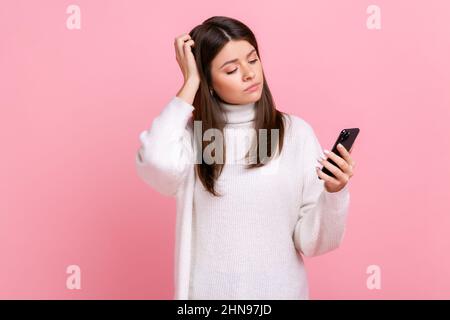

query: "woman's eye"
(226, 59), (258, 75)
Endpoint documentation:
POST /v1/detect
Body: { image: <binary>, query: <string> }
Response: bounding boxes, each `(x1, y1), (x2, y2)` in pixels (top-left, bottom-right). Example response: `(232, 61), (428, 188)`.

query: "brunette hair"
(188, 16), (289, 197)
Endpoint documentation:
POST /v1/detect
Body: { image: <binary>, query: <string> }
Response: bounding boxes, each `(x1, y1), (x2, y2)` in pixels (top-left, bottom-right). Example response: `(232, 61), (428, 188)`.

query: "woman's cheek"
(223, 76), (239, 90)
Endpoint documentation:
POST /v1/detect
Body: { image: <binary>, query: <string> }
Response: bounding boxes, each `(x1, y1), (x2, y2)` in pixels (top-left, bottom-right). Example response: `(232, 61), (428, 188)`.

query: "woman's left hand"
(316, 143), (356, 193)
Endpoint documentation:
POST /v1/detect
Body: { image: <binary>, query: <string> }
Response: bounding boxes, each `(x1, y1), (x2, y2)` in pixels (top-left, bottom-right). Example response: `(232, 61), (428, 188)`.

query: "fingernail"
(323, 149), (330, 154)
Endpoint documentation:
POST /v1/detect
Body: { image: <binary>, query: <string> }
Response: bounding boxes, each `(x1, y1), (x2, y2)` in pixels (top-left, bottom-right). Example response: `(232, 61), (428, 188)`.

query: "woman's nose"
(242, 68), (255, 80)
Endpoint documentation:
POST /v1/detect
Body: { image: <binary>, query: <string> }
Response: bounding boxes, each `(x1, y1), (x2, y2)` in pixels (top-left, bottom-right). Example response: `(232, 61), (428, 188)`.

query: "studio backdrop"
(1, 0), (449, 299)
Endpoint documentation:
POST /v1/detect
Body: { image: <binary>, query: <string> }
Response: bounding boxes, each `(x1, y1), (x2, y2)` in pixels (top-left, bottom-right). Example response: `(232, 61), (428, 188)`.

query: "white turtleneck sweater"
(187, 99), (350, 300)
(136, 96), (350, 300)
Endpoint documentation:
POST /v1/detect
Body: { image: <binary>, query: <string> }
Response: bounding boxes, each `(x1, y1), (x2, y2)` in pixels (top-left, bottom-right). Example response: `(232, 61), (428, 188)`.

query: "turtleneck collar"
(219, 100), (256, 125)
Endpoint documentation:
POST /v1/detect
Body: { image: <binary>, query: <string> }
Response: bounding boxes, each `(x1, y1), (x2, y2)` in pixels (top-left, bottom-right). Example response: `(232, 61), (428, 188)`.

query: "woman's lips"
(244, 82), (260, 92)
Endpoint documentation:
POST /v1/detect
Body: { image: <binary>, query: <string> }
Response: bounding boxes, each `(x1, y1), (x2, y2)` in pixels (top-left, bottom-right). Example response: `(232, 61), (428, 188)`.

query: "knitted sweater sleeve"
(293, 121), (350, 257)
(135, 96), (195, 197)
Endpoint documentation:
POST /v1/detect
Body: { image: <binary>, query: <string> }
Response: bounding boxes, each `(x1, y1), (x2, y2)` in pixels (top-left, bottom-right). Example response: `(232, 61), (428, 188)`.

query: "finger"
(183, 39), (195, 56)
(347, 147), (356, 169)
(316, 167), (341, 185)
(175, 35), (190, 61)
(318, 158), (348, 183)
(337, 143), (355, 166)
(322, 149), (350, 175)
(328, 147), (356, 178)
(175, 33), (191, 61)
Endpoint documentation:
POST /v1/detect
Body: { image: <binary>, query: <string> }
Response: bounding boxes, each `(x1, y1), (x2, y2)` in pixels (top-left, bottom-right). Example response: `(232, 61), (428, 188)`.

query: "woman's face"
(210, 40), (263, 105)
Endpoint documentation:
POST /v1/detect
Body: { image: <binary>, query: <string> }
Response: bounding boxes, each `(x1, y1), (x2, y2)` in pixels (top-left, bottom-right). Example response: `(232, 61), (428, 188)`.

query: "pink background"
(1, 0), (449, 299)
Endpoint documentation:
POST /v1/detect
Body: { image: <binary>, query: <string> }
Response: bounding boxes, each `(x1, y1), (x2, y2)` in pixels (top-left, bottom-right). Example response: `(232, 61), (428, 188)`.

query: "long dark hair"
(189, 16), (289, 197)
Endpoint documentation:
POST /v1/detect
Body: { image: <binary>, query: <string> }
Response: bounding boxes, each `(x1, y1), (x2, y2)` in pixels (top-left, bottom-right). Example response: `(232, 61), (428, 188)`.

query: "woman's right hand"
(174, 33), (200, 86)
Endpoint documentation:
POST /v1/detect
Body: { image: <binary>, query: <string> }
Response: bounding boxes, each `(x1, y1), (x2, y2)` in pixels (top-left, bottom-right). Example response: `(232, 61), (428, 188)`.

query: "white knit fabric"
(135, 96), (350, 300)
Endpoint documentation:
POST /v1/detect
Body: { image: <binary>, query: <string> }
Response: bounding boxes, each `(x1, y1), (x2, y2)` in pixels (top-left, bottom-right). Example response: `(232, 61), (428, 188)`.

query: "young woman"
(136, 16), (356, 300)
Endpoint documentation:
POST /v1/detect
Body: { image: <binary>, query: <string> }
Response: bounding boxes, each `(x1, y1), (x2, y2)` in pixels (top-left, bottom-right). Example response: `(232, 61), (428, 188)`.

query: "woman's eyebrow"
(220, 49), (257, 69)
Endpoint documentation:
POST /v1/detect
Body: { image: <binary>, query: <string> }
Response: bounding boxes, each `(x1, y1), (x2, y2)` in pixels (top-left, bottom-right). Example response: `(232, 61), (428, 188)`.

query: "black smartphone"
(319, 128), (360, 180)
